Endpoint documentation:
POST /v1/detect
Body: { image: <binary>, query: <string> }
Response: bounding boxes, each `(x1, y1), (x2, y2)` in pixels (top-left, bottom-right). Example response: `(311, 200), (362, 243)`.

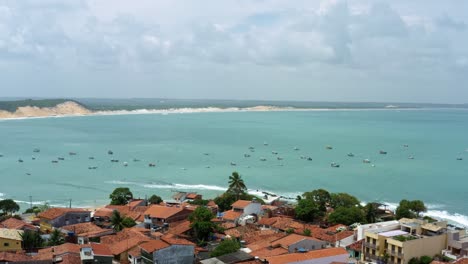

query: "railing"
(364, 242), (379, 250)
(364, 253), (378, 261)
(388, 250), (404, 258)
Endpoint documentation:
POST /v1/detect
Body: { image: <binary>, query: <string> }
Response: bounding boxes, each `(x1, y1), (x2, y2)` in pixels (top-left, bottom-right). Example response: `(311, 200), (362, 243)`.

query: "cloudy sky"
(0, 0), (467, 103)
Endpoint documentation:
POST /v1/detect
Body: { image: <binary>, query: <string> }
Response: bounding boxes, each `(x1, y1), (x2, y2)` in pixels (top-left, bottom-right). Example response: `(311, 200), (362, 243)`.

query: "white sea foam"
(106, 180), (227, 192)
(423, 210), (468, 228)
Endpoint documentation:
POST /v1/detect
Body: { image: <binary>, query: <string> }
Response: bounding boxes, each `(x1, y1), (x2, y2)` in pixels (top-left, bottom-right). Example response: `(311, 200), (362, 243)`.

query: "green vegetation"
(148, 194), (163, 205)
(0, 199), (20, 215)
(189, 206), (221, 244)
(408, 256), (433, 264)
(0, 99), (86, 112)
(395, 199), (427, 219)
(330, 193), (360, 208)
(109, 187), (133, 205)
(393, 235), (417, 242)
(302, 189), (331, 213)
(188, 199), (210, 206)
(20, 230), (44, 252)
(303, 228), (311, 236)
(210, 239), (241, 257)
(48, 229), (64, 246)
(227, 172), (247, 200)
(294, 199), (321, 222)
(328, 206), (365, 226)
(110, 210), (135, 231)
(214, 172), (264, 212)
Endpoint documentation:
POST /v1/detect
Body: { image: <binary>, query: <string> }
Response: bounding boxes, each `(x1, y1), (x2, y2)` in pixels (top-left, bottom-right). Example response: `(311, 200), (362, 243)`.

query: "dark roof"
(216, 250), (254, 264)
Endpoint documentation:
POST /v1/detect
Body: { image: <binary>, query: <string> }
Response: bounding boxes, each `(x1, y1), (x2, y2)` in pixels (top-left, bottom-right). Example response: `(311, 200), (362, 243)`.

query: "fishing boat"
(58, 157), (65, 161)
(33, 148), (40, 153)
(277, 157), (283, 160)
(263, 142), (269, 146)
(18, 159), (24, 163)
(88, 157), (94, 160)
(272, 151), (278, 155)
(326, 145), (333, 150)
(244, 154), (251, 158)
(456, 157), (463, 161)
(51, 160), (58, 163)
(111, 159), (119, 163)
(69, 152), (77, 156)
(307, 157), (313, 161)
(379, 150), (387, 155)
(0, 154), (3, 157)
(408, 156), (414, 160)
(230, 162), (237, 166)
(123, 162), (128, 167)
(260, 157), (267, 161)
(363, 159), (371, 163)
(403, 144), (409, 147)
(108, 150), (113, 155)
(133, 158), (140, 162)
(294, 147), (299, 151)
(347, 153), (355, 157)
(248, 146), (255, 150)
(203, 153), (210, 156)
(331, 162), (340, 168)
(149, 163), (156, 167)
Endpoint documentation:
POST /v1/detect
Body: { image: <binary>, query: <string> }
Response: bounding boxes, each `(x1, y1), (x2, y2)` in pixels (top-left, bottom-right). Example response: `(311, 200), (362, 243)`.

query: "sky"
(0, 0), (467, 103)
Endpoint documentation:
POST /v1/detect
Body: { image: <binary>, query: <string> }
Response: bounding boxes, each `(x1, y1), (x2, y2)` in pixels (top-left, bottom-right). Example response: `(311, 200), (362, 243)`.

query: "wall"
(356, 221), (399, 241)
(389, 234), (447, 264)
(243, 203), (262, 216)
(0, 237), (22, 252)
(154, 244), (195, 264)
(289, 239), (326, 253)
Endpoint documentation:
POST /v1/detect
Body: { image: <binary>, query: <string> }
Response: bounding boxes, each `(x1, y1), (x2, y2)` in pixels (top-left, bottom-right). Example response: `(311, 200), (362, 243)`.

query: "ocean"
(0, 108), (467, 226)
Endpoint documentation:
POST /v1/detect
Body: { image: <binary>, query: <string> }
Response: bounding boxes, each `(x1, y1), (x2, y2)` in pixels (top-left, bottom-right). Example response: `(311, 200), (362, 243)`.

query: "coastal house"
(170, 192), (202, 204)
(222, 200), (262, 224)
(200, 250), (254, 264)
(445, 229), (468, 259)
(79, 243), (113, 264)
(34, 242), (112, 264)
(100, 228), (150, 262)
(362, 218), (448, 264)
(38, 208), (91, 233)
(139, 235), (195, 264)
(60, 222), (114, 244)
(264, 247), (349, 264)
(0, 228), (23, 252)
(143, 205), (193, 229)
(270, 233), (327, 253)
(0, 218), (37, 231)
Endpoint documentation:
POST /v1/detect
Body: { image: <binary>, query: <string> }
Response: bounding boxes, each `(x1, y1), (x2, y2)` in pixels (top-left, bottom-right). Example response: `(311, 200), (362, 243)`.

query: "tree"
(189, 206), (219, 243)
(122, 217), (136, 228)
(303, 229), (311, 236)
(148, 195), (163, 205)
(364, 203), (379, 223)
(420, 256), (433, 264)
(109, 187), (133, 205)
(214, 193), (238, 212)
(295, 199), (320, 222)
(328, 206), (365, 226)
(0, 199), (20, 215)
(48, 229), (64, 246)
(227, 172), (247, 200)
(303, 189), (331, 212)
(111, 210), (125, 231)
(408, 257), (420, 264)
(330, 193), (360, 209)
(210, 239), (241, 257)
(410, 200), (427, 217)
(396, 199), (427, 219)
(20, 230), (44, 252)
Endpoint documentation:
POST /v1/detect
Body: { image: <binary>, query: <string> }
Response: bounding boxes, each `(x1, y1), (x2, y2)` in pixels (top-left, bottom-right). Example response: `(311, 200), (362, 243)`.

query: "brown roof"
(454, 258), (468, 264)
(161, 234), (195, 246)
(128, 247), (142, 257)
(271, 234), (321, 248)
(39, 208), (89, 220)
(37, 243), (81, 259)
(223, 210), (242, 221)
(0, 218), (36, 230)
(250, 247), (288, 258)
(144, 205), (185, 219)
(0, 252), (31, 262)
(128, 199), (145, 208)
(94, 208), (114, 218)
(139, 240), (170, 253)
(58, 253), (82, 264)
(232, 200), (251, 209)
(265, 247), (348, 264)
(108, 237), (149, 255)
(100, 228), (148, 245)
(185, 193), (199, 199)
(168, 220), (192, 236)
(246, 233), (287, 251)
(347, 239), (363, 252)
(207, 200), (218, 207)
(61, 222), (104, 235)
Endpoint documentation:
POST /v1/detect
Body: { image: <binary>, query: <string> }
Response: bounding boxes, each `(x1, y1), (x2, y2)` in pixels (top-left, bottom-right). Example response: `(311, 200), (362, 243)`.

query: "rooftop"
(144, 205), (186, 219)
(223, 210), (242, 221)
(0, 228), (23, 241)
(61, 222), (104, 235)
(379, 230), (409, 237)
(139, 240), (170, 253)
(271, 233), (321, 248)
(232, 200), (252, 209)
(38, 208), (89, 220)
(0, 217), (36, 230)
(265, 247), (348, 264)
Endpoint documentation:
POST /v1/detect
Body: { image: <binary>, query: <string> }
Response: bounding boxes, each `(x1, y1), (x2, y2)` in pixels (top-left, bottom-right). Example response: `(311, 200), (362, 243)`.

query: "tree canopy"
(210, 239), (241, 257)
(0, 199), (20, 215)
(189, 206), (220, 243)
(328, 206), (365, 226)
(302, 189), (331, 213)
(148, 194), (163, 205)
(109, 187), (133, 205)
(396, 199), (427, 219)
(330, 193), (360, 208)
(295, 199), (320, 222)
(227, 172), (247, 200)
(21, 230), (44, 251)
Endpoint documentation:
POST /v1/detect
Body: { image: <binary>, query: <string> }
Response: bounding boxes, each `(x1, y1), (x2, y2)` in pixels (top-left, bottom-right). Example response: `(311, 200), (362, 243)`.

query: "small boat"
(33, 148), (40, 153)
(294, 147), (299, 151)
(203, 153), (210, 156)
(58, 157), (65, 161)
(408, 156), (414, 160)
(244, 154), (251, 158)
(260, 157), (267, 161)
(248, 146), (255, 150)
(18, 159), (24, 163)
(133, 158), (140, 162)
(88, 166), (98, 170)
(32, 157), (36, 160)
(403, 144), (409, 147)
(379, 150), (387, 155)
(26, 173), (31, 175)
(277, 157), (283, 160)
(149, 163), (156, 167)
(108, 150), (113, 155)
(263, 142), (268, 146)
(181, 167), (186, 170)
(300, 156), (306, 159)
(51, 160), (58, 163)
(307, 157), (313, 161)
(250, 149), (255, 152)
(347, 153), (355, 157)
(123, 162), (128, 167)
(271, 151), (278, 155)
(0, 154), (3, 157)
(205, 166), (211, 168)
(111, 159), (119, 163)
(363, 159), (371, 163)
(456, 157), (463, 161)
(326, 145), (333, 150)
(230, 162), (237, 166)
(69, 152), (77, 156)
(88, 157), (94, 160)
(331, 162), (340, 168)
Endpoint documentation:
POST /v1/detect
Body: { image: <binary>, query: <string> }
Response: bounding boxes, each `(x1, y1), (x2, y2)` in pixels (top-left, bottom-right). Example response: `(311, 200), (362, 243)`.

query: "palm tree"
(111, 210), (125, 232)
(228, 172), (246, 200)
(48, 229), (64, 246)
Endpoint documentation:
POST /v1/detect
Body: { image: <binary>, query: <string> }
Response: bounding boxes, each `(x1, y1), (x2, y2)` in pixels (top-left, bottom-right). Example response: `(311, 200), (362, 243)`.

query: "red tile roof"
(107, 237), (150, 255)
(61, 222), (104, 235)
(223, 210), (242, 221)
(0, 252), (31, 262)
(185, 193), (199, 199)
(265, 247), (348, 264)
(250, 247), (288, 258)
(161, 234), (195, 246)
(39, 208), (89, 220)
(100, 228), (148, 245)
(139, 240), (170, 253)
(94, 208), (114, 218)
(232, 200), (251, 209)
(454, 258), (468, 264)
(128, 199), (146, 208)
(0, 218), (36, 230)
(271, 234), (321, 248)
(168, 220), (192, 236)
(37, 243), (81, 259)
(144, 205), (185, 219)
(128, 247), (142, 257)
(347, 239), (363, 252)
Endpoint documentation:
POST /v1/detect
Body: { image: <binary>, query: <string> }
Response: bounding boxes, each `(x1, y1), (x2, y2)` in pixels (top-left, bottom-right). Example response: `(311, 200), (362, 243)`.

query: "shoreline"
(1, 106), (466, 121)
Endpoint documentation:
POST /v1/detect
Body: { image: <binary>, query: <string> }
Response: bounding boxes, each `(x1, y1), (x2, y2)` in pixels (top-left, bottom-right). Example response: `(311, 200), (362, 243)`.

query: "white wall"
(243, 202), (262, 216)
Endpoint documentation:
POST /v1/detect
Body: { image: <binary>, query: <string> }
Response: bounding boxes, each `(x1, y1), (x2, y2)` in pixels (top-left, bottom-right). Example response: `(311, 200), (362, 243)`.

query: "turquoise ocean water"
(0, 109), (467, 225)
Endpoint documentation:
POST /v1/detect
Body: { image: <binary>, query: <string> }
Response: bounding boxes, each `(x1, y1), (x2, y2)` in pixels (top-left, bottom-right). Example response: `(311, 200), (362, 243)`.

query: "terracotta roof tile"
(0, 218), (37, 230)
(246, 233), (287, 251)
(39, 208), (89, 220)
(107, 237), (150, 255)
(144, 205), (185, 219)
(347, 239), (363, 252)
(223, 210), (242, 221)
(38, 243), (81, 257)
(128, 199), (145, 208)
(93, 208), (114, 218)
(139, 240), (170, 253)
(161, 234), (195, 246)
(454, 258), (468, 264)
(271, 234), (321, 248)
(61, 222), (104, 235)
(0, 252), (31, 262)
(232, 200), (251, 209)
(265, 247), (348, 264)
(58, 253), (82, 264)
(207, 200), (218, 207)
(89, 243), (113, 256)
(168, 220), (192, 235)
(250, 247), (288, 258)
(185, 193), (199, 199)
(100, 228), (148, 245)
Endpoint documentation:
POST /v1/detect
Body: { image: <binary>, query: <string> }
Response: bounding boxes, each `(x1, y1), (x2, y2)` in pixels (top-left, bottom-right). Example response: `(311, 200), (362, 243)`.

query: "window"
(4, 243), (9, 247)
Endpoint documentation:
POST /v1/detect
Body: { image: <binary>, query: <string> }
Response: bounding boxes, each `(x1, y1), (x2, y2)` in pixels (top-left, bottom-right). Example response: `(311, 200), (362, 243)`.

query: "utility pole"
(29, 196), (32, 209)
(69, 199), (72, 208)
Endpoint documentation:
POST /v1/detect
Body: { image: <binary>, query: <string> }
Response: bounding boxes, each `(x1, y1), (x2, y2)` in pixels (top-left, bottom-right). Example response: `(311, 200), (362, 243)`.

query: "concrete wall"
(154, 244), (195, 264)
(244, 203), (262, 216)
(338, 235), (355, 248)
(289, 239), (326, 253)
(0, 237), (22, 252)
(387, 234), (447, 264)
(357, 221), (399, 241)
(291, 253), (348, 264)
(49, 212), (91, 229)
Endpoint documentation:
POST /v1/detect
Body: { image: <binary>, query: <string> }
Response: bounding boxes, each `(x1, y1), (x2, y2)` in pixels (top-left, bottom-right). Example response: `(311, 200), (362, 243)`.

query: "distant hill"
(0, 99), (88, 112)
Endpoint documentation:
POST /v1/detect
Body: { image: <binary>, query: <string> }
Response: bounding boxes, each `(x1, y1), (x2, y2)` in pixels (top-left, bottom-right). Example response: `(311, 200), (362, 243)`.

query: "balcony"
(388, 250), (404, 258)
(364, 253), (378, 261)
(365, 242), (379, 250)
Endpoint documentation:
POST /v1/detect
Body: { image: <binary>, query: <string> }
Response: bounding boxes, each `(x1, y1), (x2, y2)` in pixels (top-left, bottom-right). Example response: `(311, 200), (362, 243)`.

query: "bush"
(210, 239), (241, 257)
